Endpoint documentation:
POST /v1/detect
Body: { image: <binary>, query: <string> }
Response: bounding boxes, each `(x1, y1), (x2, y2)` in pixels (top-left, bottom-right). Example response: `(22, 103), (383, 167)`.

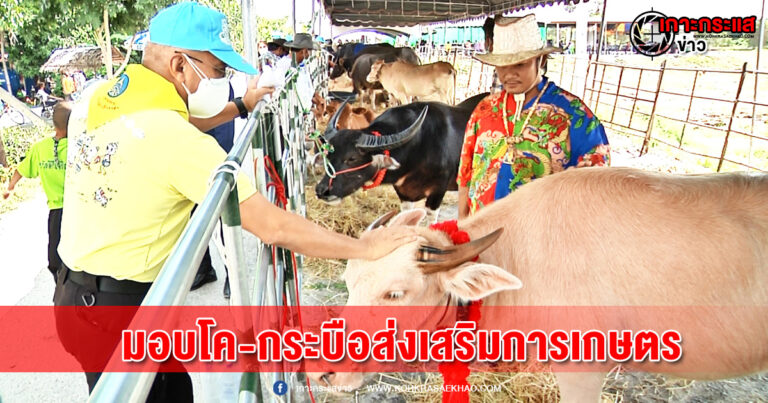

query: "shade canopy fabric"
(41, 46), (126, 73)
(324, 0), (589, 27)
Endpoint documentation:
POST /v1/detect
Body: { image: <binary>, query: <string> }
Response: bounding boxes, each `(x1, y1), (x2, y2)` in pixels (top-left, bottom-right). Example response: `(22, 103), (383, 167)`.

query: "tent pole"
(0, 31), (11, 93)
(749, 0), (766, 166)
(596, 0), (608, 62)
(241, 0), (258, 68)
(758, 0), (766, 70)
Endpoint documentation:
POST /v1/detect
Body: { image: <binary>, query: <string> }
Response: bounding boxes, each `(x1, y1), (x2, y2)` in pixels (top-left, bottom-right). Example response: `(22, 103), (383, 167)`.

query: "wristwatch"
(233, 97), (248, 119)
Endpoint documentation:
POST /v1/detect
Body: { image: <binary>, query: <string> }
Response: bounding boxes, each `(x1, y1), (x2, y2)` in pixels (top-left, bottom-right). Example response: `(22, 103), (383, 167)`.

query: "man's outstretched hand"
(359, 226), (420, 261)
(243, 76), (275, 110)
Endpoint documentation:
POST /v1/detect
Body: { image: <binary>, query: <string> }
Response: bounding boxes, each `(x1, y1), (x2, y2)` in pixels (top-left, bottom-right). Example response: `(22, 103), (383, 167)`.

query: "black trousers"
(53, 266), (193, 402)
(47, 208), (62, 282)
(192, 205), (216, 276)
(191, 205), (227, 284)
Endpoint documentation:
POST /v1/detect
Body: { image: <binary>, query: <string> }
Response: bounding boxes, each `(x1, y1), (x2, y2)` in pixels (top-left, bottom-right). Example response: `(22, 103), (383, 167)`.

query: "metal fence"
(555, 56), (768, 173)
(88, 53), (327, 403)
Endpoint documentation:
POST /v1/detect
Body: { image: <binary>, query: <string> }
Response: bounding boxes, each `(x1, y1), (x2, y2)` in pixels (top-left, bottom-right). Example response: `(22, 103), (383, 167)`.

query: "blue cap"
(149, 2), (257, 75)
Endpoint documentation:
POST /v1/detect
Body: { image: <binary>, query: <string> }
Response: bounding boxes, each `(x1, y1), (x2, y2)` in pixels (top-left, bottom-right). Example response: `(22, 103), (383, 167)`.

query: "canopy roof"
(324, 0), (589, 27)
(41, 46), (126, 73)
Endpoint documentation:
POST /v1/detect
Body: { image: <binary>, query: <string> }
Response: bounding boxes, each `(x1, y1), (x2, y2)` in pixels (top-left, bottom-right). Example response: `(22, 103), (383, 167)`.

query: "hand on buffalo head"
(343, 209), (520, 307)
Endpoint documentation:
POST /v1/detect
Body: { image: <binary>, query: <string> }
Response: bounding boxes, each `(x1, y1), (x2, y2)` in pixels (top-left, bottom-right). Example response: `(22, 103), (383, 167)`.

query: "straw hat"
(474, 14), (561, 66)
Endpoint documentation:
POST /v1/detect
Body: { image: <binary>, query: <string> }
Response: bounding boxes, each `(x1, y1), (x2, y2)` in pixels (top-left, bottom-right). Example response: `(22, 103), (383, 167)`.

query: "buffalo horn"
(365, 210), (398, 232)
(417, 228), (503, 274)
(325, 99), (350, 137)
(356, 106), (428, 152)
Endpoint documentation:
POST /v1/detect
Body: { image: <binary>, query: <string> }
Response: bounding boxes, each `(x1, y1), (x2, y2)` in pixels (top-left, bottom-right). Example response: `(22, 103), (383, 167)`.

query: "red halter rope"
(327, 131), (389, 191)
(261, 156), (317, 402)
(429, 220), (482, 403)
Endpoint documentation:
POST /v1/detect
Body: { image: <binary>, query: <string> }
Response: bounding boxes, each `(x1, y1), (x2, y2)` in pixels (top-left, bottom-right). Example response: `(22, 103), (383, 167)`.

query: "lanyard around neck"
(501, 81), (549, 138)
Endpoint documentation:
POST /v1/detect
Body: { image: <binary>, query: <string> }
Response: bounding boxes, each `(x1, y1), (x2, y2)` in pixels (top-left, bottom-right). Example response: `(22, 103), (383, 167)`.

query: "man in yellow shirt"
(54, 3), (415, 400)
(61, 73), (75, 100)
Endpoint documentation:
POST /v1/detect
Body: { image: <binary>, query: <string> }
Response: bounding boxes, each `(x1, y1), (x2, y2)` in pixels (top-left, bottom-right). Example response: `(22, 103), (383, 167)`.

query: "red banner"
(0, 306), (764, 375)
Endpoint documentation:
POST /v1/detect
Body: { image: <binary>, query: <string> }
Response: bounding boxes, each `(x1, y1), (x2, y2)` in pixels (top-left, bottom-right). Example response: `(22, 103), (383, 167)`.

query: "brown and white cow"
(326, 101), (375, 131)
(367, 59), (456, 105)
(312, 101), (377, 175)
(312, 167), (768, 402)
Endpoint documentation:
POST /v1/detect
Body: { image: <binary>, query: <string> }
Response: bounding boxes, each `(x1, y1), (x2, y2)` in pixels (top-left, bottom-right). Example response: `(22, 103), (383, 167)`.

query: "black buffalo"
(331, 45), (419, 80)
(315, 93), (489, 217)
(331, 43), (392, 76)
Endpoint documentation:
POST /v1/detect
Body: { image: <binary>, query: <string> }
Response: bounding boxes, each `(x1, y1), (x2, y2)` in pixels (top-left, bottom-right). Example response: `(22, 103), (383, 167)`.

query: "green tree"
(35, 0), (174, 78)
(7, 22), (68, 79)
(199, 0), (244, 52)
(2, 0), (173, 81)
(258, 17), (292, 41)
(0, 0), (42, 165)
(0, 0), (36, 90)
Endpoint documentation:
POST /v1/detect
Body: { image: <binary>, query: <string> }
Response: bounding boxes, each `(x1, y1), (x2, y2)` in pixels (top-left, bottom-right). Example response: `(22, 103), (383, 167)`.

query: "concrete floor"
(0, 191), (257, 402)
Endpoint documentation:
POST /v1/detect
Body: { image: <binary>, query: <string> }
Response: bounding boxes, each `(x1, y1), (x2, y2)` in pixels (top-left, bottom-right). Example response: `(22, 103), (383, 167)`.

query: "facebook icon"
(273, 380), (288, 396)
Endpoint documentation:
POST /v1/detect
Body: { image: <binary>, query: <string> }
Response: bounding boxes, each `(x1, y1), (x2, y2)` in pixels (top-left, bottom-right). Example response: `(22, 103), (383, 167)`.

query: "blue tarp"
(0, 69), (21, 95)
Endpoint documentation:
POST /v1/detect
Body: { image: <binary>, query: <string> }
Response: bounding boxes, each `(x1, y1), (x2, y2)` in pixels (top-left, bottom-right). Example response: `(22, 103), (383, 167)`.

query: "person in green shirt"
(4, 102), (71, 282)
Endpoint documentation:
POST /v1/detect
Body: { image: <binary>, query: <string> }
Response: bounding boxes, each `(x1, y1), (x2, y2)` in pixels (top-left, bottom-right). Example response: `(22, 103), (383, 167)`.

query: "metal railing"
(551, 56), (768, 173)
(88, 53), (327, 403)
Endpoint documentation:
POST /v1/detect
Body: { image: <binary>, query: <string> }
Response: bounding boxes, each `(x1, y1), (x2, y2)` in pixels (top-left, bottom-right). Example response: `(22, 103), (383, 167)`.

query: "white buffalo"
(311, 166), (768, 402)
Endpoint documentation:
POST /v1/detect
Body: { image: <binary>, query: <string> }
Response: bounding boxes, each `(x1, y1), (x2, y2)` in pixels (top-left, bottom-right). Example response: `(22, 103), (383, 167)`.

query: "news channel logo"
(630, 10), (676, 58)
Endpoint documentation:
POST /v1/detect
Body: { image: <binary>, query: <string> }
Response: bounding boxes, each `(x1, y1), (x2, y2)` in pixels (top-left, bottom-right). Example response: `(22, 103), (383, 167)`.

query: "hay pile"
(305, 183), (400, 238)
(368, 366), (697, 402)
(303, 182), (401, 280)
(374, 371), (559, 403)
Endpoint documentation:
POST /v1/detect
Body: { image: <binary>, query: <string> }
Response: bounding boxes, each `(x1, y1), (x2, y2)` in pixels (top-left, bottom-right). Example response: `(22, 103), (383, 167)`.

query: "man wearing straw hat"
(458, 15), (610, 218)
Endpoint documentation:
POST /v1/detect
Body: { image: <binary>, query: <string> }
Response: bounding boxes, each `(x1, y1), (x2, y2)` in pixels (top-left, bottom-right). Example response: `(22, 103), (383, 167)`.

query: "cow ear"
(371, 154), (400, 170)
(389, 209), (426, 227)
(439, 263), (522, 301)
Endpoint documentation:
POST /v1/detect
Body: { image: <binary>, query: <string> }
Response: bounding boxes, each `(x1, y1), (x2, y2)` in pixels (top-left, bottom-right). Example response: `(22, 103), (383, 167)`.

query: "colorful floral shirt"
(457, 77), (610, 215)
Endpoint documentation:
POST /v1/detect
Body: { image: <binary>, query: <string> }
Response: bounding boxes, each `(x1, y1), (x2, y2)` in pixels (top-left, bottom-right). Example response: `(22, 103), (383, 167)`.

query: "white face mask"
(180, 54), (230, 119)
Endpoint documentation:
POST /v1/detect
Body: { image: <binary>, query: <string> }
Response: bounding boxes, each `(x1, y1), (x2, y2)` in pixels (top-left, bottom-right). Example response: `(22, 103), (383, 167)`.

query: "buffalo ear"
(439, 263), (522, 301)
(371, 154), (400, 170)
(389, 209), (426, 227)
